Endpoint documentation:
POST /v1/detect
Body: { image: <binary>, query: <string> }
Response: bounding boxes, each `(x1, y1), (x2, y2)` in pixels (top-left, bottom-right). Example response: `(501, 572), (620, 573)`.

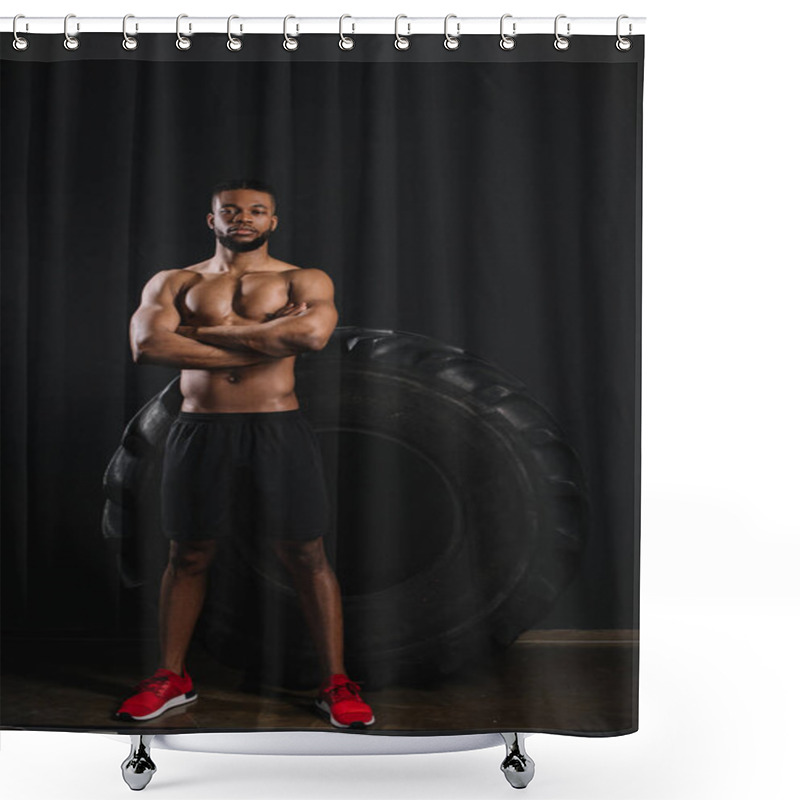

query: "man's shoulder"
(285, 266), (333, 285)
(267, 258), (307, 273)
(139, 266), (201, 302)
(286, 267), (335, 302)
(178, 259), (213, 275)
(150, 262), (207, 285)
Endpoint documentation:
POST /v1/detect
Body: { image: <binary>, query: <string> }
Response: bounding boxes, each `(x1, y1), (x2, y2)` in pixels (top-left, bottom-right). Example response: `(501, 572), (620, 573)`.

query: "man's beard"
(215, 228), (271, 253)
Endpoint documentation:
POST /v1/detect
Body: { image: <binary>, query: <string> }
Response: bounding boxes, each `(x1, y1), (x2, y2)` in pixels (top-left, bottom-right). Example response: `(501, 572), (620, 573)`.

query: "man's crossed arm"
(130, 268), (337, 369)
(179, 270), (338, 359)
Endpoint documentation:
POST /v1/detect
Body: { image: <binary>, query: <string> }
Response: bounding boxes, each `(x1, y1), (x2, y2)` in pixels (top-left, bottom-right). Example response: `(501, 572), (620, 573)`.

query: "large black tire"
(102, 380), (182, 589)
(103, 327), (588, 686)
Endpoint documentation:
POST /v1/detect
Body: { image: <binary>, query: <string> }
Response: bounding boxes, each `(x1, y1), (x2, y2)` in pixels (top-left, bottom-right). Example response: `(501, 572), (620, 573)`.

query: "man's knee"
(167, 540), (218, 577)
(273, 537), (328, 574)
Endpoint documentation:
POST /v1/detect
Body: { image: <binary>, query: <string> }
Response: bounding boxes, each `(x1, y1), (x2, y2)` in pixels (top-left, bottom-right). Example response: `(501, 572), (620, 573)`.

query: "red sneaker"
(114, 668), (197, 721)
(315, 674), (375, 729)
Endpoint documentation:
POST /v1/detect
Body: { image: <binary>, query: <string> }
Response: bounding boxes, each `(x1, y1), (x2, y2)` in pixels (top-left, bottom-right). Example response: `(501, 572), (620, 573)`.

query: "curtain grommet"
(176, 14), (192, 50)
(339, 14), (355, 51)
(394, 15), (411, 50)
(12, 15), (29, 51)
(616, 15), (632, 51)
(444, 14), (460, 50)
(283, 15), (299, 51)
(553, 14), (570, 51)
(122, 14), (138, 51)
(63, 13), (80, 51)
(500, 14), (516, 50)
(227, 15), (242, 51)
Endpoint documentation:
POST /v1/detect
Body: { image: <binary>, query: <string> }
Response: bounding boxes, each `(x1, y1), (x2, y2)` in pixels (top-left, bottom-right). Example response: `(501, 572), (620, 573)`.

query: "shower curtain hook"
(394, 15), (411, 50)
(12, 14), (29, 51)
(63, 13), (80, 51)
(122, 15), (138, 51)
(500, 14), (516, 50)
(283, 15), (299, 51)
(616, 15), (632, 51)
(227, 15), (242, 51)
(176, 14), (192, 50)
(444, 14), (460, 50)
(339, 15), (355, 51)
(553, 14), (570, 51)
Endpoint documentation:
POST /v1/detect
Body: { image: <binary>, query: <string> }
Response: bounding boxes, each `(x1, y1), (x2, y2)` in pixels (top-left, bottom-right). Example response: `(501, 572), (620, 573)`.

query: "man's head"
(208, 179), (279, 253)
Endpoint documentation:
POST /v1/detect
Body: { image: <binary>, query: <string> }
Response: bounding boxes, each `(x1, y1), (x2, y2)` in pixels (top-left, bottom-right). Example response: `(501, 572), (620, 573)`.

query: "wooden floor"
(1, 630), (638, 736)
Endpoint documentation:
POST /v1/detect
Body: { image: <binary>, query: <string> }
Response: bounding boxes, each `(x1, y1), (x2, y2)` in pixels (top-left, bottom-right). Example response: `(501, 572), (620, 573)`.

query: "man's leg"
(272, 537), (345, 676)
(114, 539), (216, 721)
(272, 536), (374, 728)
(158, 539), (218, 674)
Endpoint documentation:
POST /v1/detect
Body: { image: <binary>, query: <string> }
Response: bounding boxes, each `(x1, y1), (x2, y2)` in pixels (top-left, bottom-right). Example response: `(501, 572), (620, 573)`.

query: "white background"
(2, 1), (799, 798)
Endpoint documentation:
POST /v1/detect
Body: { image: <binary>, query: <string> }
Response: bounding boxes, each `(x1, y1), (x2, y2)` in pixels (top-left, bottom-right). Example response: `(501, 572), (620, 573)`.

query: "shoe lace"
(132, 673), (173, 697)
(327, 679), (364, 704)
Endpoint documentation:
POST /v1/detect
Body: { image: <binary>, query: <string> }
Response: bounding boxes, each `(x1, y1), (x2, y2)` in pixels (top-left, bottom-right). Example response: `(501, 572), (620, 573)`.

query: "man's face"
(207, 189), (278, 253)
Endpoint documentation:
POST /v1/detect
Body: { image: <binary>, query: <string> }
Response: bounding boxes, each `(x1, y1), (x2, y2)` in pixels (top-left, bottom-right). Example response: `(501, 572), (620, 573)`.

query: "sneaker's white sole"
(119, 691), (198, 722)
(314, 699), (375, 729)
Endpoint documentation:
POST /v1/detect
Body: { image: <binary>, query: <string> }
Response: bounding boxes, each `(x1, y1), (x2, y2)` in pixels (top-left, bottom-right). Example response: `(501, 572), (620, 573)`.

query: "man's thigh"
(167, 538), (219, 572)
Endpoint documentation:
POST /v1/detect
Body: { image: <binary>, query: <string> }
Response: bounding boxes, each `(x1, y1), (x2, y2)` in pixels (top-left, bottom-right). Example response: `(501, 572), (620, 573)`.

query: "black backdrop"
(1, 35), (642, 638)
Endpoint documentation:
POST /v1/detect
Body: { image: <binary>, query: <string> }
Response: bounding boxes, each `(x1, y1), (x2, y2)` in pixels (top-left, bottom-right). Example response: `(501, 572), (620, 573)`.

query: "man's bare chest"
(179, 273), (290, 325)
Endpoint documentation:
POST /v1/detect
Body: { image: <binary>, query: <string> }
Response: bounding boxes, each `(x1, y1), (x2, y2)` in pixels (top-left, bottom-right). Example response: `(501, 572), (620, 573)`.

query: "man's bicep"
(289, 270), (338, 329)
(297, 296), (338, 339)
(289, 269), (335, 304)
(130, 302), (181, 339)
(130, 273), (182, 340)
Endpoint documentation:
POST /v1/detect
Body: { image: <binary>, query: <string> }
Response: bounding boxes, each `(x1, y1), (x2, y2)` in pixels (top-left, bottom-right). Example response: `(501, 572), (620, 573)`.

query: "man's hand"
(130, 269), (274, 369)
(266, 301), (308, 321)
(176, 302), (307, 339)
(180, 270), (336, 358)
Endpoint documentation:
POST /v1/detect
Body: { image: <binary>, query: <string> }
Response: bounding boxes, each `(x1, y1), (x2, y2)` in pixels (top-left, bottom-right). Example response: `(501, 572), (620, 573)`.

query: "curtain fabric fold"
(1, 32), (643, 736)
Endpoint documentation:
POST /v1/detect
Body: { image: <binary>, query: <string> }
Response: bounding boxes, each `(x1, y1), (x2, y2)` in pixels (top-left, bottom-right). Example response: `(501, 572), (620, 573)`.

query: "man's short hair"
(211, 179), (278, 212)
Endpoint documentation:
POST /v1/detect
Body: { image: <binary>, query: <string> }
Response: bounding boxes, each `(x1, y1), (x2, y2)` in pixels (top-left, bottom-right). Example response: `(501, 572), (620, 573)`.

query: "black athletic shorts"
(161, 410), (330, 542)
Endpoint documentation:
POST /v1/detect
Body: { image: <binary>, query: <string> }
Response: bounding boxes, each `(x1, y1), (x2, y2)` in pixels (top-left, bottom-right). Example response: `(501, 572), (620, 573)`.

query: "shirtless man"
(114, 179), (374, 729)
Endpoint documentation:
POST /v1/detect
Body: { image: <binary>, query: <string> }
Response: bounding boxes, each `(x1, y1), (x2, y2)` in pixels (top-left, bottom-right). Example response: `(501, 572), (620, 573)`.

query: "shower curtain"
(1, 28), (643, 737)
